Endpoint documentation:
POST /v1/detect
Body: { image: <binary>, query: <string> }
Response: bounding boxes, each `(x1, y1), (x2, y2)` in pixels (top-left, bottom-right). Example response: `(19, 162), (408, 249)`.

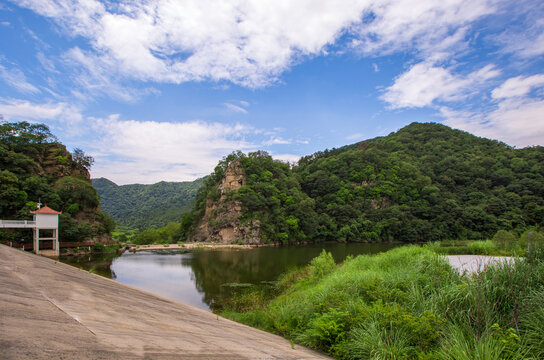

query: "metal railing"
(0, 220), (36, 228)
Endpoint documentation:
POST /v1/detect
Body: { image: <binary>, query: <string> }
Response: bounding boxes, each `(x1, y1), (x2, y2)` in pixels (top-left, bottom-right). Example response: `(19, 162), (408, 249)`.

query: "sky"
(1, 0), (543, 184)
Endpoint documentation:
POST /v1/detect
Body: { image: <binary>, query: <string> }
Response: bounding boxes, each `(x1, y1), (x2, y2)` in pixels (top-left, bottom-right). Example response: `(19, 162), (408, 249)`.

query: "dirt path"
(0, 245), (328, 359)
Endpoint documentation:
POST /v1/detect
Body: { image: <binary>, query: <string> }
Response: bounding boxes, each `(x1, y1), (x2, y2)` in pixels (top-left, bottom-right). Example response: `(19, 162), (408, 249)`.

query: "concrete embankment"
(0, 245), (328, 359)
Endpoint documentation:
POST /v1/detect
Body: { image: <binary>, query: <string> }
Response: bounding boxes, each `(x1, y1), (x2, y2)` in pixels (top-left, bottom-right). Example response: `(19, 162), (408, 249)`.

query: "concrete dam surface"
(0, 245), (329, 359)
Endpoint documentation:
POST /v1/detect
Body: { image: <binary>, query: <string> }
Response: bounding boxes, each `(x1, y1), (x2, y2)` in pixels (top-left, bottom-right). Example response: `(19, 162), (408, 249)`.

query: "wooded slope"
(185, 122), (543, 243)
(93, 177), (204, 229)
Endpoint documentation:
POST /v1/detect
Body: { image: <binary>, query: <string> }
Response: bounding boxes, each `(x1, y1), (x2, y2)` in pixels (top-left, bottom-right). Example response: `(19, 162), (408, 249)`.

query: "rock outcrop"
(191, 160), (260, 244)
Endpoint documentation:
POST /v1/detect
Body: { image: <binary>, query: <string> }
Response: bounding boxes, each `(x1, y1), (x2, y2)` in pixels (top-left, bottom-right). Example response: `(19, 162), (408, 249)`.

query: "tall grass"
(223, 246), (544, 359)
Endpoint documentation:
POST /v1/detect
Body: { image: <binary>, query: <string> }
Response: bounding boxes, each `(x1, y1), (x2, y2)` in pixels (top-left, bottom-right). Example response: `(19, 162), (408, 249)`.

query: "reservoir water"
(61, 243), (398, 311)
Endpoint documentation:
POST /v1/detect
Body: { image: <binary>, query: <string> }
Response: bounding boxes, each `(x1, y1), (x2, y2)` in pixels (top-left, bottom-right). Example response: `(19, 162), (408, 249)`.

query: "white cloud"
(0, 64), (40, 94)
(89, 116), (256, 184)
(441, 96), (544, 147)
(271, 153), (301, 164)
(346, 132), (364, 141)
(0, 97), (82, 125)
(491, 74), (544, 99)
(496, 9), (544, 58)
(64, 47), (159, 102)
(351, 0), (494, 58)
(383, 62), (500, 108)
(263, 137), (291, 146)
(224, 102), (248, 114)
(13, 0), (499, 89)
(15, 0), (368, 88)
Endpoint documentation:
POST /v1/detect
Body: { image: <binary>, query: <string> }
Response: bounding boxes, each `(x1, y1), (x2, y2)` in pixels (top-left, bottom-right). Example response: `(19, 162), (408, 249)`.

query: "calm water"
(61, 243), (398, 311)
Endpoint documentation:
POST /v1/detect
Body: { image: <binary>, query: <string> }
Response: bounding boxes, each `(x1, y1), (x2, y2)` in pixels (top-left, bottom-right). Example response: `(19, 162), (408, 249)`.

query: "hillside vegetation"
(92, 177), (204, 229)
(183, 122), (543, 244)
(0, 122), (115, 243)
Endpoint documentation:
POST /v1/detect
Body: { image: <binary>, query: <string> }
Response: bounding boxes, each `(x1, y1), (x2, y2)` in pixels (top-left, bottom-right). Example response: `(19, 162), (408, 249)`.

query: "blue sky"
(1, 0), (543, 184)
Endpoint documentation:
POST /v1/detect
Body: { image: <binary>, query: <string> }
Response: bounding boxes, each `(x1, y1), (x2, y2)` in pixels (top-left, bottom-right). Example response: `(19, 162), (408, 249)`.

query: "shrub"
(310, 250), (336, 280)
(467, 240), (496, 255)
(519, 230), (544, 256)
(492, 230), (518, 251)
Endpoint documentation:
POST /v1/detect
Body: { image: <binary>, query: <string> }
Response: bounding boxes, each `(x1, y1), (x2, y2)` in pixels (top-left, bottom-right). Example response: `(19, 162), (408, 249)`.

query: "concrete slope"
(0, 245), (329, 359)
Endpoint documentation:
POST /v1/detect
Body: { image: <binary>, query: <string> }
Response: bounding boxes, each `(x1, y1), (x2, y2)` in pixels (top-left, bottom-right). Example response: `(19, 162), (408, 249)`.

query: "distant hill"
(185, 122), (544, 244)
(92, 177), (204, 229)
(0, 121), (114, 243)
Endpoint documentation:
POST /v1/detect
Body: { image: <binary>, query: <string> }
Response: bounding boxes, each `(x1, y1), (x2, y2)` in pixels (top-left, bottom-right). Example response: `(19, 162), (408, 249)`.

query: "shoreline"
(127, 242), (276, 252)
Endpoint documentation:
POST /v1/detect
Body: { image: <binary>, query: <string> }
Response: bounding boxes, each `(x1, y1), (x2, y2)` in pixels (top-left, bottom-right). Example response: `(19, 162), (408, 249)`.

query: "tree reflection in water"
(62, 243), (398, 311)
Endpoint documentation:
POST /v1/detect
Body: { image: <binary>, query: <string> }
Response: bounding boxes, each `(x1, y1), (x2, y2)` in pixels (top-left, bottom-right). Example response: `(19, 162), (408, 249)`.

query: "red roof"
(30, 205), (62, 215)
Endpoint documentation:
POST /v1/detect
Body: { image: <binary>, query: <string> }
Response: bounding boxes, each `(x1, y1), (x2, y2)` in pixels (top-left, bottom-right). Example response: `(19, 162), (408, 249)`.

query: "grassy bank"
(223, 246), (544, 359)
(428, 230), (544, 256)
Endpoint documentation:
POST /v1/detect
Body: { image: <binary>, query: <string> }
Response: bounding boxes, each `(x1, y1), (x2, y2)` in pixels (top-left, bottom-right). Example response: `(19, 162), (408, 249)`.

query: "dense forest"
(0, 122), (115, 243)
(93, 177), (203, 229)
(182, 123), (543, 244)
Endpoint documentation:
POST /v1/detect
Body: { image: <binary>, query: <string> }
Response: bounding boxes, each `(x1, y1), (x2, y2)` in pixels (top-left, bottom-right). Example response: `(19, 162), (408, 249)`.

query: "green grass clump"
(223, 246), (544, 359)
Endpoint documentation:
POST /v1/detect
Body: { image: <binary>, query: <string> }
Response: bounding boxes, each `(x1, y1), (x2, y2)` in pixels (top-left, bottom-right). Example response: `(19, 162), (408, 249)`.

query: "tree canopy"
(184, 122), (544, 244)
(0, 121), (114, 243)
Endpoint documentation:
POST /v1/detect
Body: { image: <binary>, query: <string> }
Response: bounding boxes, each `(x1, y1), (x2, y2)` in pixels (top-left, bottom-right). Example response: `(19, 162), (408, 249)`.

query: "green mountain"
(0, 122), (115, 243)
(92, 177), (204, 229)
(184, 122), (543, 244)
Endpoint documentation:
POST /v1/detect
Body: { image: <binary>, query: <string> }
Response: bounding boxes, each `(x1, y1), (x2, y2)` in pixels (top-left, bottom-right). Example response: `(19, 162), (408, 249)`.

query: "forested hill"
(0, 122), (115, 243)
(93, 177), (204, 229)
(184, 122), (543, 244)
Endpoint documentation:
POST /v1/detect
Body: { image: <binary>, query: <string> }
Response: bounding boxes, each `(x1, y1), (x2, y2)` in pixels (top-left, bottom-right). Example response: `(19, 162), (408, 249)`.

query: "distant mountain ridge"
(93, 177), (205, 229)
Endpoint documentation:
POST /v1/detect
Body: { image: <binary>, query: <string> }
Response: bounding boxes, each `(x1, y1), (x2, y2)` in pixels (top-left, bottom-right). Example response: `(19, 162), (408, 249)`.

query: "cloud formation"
(441, 74), (544, 147)
(491, 74), (544, 99)
(89, 116), (256, 184)
(14, 0), (496, 88)
(0, 97), (82, 124)
(0, 63), (40, 94)
(382, 62), (500, 109)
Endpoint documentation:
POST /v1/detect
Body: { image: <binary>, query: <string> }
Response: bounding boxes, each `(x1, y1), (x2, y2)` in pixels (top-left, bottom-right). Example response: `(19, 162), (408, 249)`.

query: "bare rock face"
(191, 160), (261, 244)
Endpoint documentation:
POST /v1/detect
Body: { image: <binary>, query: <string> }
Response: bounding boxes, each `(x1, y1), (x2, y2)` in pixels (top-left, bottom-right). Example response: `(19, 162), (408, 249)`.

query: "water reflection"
(61, 243), (398, 311)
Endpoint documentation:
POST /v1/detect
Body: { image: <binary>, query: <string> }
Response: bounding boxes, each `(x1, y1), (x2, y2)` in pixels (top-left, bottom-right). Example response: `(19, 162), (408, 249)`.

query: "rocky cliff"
(190, 159), (260, 244)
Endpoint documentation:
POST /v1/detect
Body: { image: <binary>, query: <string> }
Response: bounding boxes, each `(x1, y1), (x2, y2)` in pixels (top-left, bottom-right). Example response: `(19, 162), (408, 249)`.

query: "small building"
(30, 205), (61, 256)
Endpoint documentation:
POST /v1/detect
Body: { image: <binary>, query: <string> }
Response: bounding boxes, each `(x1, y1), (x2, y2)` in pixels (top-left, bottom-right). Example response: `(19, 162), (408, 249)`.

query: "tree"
(72, 148), (95, 170)
(0, 121), (56, 145)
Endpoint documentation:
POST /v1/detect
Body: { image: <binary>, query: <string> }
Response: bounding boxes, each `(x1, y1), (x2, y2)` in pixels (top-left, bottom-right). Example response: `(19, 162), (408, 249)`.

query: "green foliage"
(133, 222), (182, 244)
(0, 121), (56, 145)
(519, 230), (544, 255)
(55, 176), (100, 208)
(492, 230), (518, 251)
(92, 177), (204, 229)
(185, 123), (544, 244)
(310, 250), (336, 280)
(56, 155), (68, 165)
(223, 246), (544, 359)
(467, 240), (498, 255)
(0, 121), (112, 243)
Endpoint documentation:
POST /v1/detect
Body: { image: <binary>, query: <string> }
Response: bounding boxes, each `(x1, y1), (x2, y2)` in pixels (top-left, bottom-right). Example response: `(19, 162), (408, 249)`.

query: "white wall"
(34, 214), (59, 228)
